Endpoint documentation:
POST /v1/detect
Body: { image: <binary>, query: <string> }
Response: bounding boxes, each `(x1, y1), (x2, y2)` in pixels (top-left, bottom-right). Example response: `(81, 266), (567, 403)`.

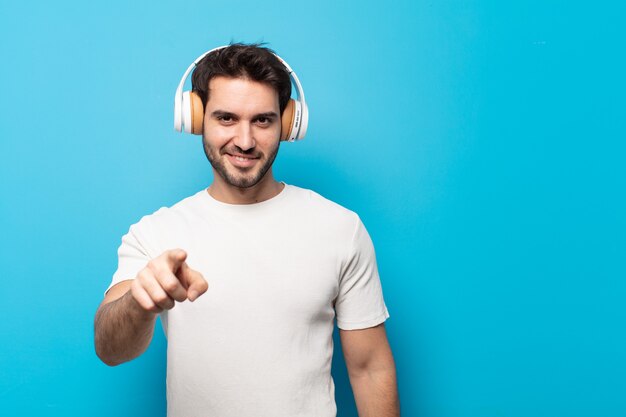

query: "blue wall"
(1, 1), (624, 416)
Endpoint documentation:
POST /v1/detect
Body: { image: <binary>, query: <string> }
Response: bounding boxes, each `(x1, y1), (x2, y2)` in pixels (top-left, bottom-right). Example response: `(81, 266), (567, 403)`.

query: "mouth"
(225, 153), (260, 169)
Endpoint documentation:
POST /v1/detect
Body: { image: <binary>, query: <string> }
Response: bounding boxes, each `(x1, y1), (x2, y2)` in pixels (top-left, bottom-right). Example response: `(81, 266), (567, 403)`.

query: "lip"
(225, 153), (259, 169)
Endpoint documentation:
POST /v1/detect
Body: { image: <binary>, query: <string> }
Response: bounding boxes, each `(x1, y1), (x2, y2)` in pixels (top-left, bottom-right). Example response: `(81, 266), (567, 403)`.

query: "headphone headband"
(174, 45), (308, 142)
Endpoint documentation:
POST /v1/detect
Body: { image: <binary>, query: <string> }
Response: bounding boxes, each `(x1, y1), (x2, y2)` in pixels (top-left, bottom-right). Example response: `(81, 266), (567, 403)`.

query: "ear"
(190, 91), (204, 135)
(280, 99), (295, 141)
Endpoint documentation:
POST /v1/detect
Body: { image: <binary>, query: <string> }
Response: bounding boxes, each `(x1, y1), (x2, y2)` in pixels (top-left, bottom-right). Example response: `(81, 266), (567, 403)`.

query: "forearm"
(350, 366), (400, 417)
(94, 291), (157, 366)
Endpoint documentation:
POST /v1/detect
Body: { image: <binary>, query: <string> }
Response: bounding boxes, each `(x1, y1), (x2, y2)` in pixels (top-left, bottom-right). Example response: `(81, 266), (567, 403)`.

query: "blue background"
(1, 0), (624, 416)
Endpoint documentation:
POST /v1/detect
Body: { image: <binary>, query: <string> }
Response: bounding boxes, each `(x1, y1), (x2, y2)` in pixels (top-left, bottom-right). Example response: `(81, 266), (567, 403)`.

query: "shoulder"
(287, 185), (356, 213)
(285, 184), (362, 233)
(129, 190), (207, 233)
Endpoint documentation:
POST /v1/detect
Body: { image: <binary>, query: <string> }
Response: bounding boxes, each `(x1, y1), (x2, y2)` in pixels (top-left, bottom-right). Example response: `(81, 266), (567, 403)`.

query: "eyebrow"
(253, 112), (279, 119)
(210, 110), (236, 119)
(210, 110), (279, 119)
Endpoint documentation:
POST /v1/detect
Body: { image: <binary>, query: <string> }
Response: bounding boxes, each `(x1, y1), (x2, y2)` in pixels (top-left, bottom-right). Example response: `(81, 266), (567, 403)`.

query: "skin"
(94, 249), (208, 366)
(201, 76), (284, 204)
(341, 323), (400, 417)
(94, 76), (399, 416)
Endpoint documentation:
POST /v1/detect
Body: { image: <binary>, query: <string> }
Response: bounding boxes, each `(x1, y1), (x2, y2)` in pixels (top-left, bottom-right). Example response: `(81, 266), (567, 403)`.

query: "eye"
(216, 115), (235, 125)
(254, 116), (273, 126)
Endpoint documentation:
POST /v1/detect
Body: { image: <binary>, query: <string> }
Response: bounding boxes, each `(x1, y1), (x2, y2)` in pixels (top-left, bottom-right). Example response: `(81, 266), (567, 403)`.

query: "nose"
(233, 122), (255, 151)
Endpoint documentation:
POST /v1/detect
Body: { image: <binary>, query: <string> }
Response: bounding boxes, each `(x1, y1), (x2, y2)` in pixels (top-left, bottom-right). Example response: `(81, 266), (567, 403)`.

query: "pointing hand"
(130, 249), (208, 313)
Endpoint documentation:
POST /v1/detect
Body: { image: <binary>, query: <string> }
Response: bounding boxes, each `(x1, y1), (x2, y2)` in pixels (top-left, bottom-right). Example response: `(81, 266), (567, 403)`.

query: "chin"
(204, 142), (279, 190)
(220, 164), (268, 189)
(225, 175), (262, 189)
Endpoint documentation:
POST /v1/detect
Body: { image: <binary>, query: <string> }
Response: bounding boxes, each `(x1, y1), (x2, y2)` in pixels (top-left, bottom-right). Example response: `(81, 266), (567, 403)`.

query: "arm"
(94, 249), (208, 366)
(94, 280), (158, 366)
(340, 323), (400, 417)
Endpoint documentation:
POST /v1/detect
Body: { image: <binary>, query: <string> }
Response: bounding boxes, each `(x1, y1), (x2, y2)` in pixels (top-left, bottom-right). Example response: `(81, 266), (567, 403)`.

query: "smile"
(234, 155), (253, 161)
(226, 153), (260, 168)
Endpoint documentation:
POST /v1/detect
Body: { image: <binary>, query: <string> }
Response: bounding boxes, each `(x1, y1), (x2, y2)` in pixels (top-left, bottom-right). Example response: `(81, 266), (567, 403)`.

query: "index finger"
(178, 262), (208, 302)
(164, 249), (188, 271)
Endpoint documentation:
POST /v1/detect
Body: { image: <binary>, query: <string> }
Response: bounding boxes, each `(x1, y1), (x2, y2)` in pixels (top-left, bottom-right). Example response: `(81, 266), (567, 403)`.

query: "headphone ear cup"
(189, 91), (204, 135)
(182, 91), (205, 134)
(297, 101), (308, 140)
(182, 91), (192, 133)
(281, 99), (295, 141)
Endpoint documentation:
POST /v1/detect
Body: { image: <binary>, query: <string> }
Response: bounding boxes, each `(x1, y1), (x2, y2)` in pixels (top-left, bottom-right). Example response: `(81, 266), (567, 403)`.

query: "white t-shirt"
(110, 184), (389, 417)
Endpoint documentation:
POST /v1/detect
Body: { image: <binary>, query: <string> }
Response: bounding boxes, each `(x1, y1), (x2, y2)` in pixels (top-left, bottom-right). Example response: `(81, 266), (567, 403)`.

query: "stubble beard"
(203, 139), (280, 189)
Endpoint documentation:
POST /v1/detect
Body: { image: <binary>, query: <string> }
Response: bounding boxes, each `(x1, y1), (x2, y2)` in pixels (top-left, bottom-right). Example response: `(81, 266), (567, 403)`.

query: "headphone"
(174, 45), (308, 142)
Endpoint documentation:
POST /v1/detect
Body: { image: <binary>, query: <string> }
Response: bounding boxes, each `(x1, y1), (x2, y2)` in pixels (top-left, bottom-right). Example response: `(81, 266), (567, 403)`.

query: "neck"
(207, 170), (284, 204)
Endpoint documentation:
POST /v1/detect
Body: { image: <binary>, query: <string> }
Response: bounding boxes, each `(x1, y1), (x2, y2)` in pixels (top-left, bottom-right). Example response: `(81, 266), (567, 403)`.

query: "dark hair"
(191, 43), (292, 114)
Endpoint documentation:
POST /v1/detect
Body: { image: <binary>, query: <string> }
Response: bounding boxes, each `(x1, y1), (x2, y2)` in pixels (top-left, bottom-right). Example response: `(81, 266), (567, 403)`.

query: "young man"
(94, 43), (399, 417)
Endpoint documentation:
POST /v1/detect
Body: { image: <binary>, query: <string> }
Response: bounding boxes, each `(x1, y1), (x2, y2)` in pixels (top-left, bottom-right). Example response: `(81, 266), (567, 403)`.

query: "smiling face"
(202, 76), (282, 194)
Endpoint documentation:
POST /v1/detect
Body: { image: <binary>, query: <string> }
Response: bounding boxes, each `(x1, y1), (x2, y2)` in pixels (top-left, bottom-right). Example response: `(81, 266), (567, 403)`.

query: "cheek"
(203, 124), (233, 146)
(254, 125), (281, 142)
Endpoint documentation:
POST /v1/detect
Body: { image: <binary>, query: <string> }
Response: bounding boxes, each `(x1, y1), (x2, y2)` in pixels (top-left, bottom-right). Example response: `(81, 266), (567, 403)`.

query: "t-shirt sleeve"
(106, 224), (152, 294)
(335, 217), (390, 330)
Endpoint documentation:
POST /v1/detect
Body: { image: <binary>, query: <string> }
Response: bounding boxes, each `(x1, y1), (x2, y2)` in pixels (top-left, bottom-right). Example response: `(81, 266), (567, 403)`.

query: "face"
(202, 76), (281, 189)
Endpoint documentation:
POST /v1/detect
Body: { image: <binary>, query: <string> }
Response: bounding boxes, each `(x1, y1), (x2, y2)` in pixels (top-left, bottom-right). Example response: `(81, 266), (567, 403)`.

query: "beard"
(202, 139), (280, 189)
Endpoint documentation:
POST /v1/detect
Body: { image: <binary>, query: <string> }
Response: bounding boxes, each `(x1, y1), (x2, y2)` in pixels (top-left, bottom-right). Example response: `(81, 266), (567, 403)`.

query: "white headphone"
(174, 45), (308, 142)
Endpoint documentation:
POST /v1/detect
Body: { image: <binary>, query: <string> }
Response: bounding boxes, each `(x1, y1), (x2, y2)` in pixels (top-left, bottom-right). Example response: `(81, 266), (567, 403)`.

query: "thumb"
(179, 262), (208, 302)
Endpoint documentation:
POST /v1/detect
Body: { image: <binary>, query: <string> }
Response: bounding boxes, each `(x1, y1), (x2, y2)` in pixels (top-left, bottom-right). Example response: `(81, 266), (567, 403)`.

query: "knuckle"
(147, 304), (162, 314)
(162, 280), (178, 293)
(130, 284), (141, 300)
(155, 262), (174, 276)
(136, 269), (150, 283)
(153, 293), (168, 304)
(155, 296), (174, 310)
(152, 265), (163, 278)
(137, 297), (155, 312)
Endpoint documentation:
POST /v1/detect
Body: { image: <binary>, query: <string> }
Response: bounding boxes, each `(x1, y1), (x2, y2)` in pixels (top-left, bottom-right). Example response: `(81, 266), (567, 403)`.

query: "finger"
(147, 284), (176, 310)
(131, 280), (162, 314)
(141, 272), (176, 310)
(154, 267), (188, 302)
(179, 262), (208, 302)
(164, 249), (188, 272)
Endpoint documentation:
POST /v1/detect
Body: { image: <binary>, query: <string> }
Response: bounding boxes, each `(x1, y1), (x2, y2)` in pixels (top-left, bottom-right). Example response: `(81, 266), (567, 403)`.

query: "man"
(94, 43), (399, 417)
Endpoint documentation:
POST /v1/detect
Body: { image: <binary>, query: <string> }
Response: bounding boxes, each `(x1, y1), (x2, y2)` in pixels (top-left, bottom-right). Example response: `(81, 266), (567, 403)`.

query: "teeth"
(234, 156), (251, 162)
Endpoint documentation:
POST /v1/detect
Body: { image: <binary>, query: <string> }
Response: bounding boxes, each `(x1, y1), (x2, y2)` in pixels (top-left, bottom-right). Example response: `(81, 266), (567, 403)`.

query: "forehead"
(206, 76), (279, 113)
